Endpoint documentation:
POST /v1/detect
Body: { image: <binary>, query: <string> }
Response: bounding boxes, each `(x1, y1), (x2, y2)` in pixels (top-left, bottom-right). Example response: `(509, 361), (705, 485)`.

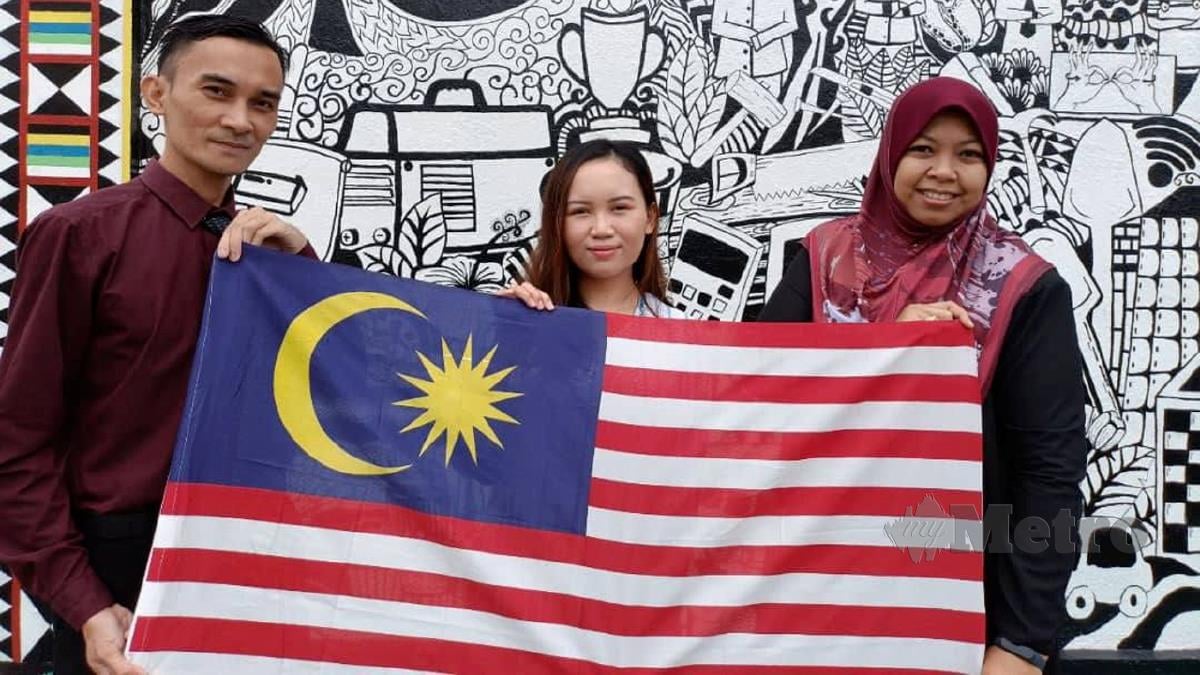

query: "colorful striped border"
(25, 130), (91, 177)
(3, 0), (128, 660)
(20, 0), (96, 229)
(17, 0), (128, 232)
(28, 9), (92, 56)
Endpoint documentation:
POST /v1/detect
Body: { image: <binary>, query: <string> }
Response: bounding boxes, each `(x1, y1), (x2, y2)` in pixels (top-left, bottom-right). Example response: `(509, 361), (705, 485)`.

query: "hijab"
(806, 77), (1052, 393)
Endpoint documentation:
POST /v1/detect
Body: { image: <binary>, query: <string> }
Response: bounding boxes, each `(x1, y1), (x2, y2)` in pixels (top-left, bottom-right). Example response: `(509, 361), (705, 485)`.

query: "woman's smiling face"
(892, 110), (989, 228)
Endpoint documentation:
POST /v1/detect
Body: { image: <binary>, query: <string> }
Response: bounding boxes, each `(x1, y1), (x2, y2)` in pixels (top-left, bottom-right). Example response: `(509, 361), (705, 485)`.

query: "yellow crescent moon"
(274, 291), (426, 476)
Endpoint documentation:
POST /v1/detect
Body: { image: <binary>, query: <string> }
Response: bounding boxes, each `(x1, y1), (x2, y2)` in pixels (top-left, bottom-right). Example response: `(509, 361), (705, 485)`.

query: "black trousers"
(52, 510), (157, 675)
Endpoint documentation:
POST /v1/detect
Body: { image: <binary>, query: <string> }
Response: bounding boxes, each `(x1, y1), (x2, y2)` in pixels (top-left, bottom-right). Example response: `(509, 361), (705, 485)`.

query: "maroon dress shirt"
(0, 160), (315, 629)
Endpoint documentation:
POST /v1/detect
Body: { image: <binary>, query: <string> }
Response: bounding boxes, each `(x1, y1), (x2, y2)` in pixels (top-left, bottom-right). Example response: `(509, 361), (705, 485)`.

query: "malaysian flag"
(128, 246), (985, 673)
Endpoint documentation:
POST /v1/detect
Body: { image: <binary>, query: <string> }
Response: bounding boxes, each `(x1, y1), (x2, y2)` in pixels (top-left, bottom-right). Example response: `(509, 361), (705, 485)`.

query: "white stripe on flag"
(598, 393), (982, 433)
(129, 652), (435, 675)
(135, 581), (985, 671)
(605, 338), (979, 377)
(586, 507), (974, 551)
(593, 449), (982, 491)
(152, 515), (983, 612)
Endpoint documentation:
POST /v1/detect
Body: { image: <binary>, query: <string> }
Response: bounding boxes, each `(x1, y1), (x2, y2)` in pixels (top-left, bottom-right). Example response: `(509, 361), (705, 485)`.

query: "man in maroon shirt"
(0, 15), (315, 674)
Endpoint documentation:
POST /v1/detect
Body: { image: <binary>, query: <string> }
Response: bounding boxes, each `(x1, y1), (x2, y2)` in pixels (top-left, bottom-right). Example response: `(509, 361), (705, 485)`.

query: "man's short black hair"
(157, 14), (288, 78)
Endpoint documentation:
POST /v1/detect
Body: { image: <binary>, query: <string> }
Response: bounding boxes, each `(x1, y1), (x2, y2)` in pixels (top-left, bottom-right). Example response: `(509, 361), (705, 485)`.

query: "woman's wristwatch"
(994, 637), (1047, 671)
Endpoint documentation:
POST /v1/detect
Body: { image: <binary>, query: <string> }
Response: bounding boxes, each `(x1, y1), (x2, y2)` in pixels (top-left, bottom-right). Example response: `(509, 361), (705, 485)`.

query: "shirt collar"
(139, 159), (237, 230)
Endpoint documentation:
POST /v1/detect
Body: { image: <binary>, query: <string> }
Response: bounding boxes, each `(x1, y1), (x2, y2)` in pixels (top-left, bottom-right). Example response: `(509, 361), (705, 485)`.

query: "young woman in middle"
(501, 139), (680, 318)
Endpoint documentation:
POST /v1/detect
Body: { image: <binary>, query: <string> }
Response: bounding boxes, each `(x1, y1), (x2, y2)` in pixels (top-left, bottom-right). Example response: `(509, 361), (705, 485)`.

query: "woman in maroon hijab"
(760, 77), (1086, 673)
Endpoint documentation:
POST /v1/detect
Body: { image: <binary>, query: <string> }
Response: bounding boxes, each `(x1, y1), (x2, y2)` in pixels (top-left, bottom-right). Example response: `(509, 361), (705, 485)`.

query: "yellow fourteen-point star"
(394, 335), (522, 465)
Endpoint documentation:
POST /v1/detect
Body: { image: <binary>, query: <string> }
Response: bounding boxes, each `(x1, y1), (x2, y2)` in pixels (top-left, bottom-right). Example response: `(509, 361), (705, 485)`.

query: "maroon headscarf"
(806, 77), (1051, 393)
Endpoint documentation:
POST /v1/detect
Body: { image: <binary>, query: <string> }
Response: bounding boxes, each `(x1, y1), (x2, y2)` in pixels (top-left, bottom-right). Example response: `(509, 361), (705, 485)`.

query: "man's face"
(143, 36), (283, 183)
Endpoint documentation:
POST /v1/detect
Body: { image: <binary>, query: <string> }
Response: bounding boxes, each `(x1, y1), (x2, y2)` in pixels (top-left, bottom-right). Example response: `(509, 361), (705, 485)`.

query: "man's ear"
(141, 74), (167, 114)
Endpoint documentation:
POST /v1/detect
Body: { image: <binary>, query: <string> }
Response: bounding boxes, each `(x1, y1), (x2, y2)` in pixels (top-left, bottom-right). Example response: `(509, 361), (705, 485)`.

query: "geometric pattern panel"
(28, 62), (92, 116)
(27, 3), (93, 58)
(25, 126), (91, 181)
(96, 1), (122, 188)
(25, 183), (88, 222)
(3, 0), (117, 664)
(0, 568), (55, 665)
(0, 0), (126, 655)
(0, 0), (17, 347)
(1160, 405), (1200, 554)
(23, 0), (99, 200)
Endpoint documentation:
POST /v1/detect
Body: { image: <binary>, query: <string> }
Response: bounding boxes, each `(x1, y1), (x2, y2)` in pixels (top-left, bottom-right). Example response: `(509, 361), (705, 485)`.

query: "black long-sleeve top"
(759, 245), (1088, 656)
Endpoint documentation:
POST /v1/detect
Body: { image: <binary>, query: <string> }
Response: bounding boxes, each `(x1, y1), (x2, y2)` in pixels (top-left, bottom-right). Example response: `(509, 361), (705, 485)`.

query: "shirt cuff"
(49, 566), (114, 630)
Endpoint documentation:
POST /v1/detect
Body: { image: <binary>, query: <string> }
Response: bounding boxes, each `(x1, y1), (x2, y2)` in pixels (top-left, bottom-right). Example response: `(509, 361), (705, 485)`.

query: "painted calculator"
(667, 215), (764, 321)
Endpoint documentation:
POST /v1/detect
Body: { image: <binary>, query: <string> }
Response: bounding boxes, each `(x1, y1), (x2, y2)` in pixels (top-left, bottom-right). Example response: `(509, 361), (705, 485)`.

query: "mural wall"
(2, 0), (1200, 669)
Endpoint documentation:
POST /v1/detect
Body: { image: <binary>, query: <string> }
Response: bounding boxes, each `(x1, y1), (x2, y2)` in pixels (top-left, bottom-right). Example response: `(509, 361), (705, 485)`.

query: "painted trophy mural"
(2, 0), (1200, 667)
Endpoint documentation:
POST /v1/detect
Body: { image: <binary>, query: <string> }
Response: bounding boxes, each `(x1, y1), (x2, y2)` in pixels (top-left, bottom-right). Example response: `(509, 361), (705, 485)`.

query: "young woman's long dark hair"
(524, 139), (667, 308)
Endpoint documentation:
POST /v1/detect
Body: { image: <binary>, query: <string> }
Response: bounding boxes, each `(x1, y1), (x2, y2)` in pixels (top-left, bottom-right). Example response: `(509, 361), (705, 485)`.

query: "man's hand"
(217, 206), (309, 262)
(82, 604), (146, 675)
(982, 645), (1042, 675)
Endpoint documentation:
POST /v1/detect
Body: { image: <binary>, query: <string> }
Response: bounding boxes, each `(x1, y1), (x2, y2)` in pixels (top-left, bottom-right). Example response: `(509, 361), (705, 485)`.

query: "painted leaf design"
(694, 89), (727, 164)
(1084, 444), (1155, 521)
(680, 40), (708, 123)
(357, 244), (413, 278)
(978, 0), (999, 45)
(842, 38), (870, 76)
(864, 47), (896, 91)
(400, 193), (448, 267)
(837, 90), (884, 140)
(656, 55), (688, 163)
(393, 223), (419, 269)
(900, 61), (928, 93)
(656, 38), (725, 165)
(656, 114), (685, 163)
(893, 46), (914, 80)
(673, 42), (702, 156)
(649, 0), (698, 51)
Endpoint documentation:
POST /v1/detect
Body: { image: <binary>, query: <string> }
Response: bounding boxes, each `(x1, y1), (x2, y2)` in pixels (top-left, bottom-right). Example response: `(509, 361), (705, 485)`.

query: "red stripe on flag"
(607, 314), (974, 350)
(161, 483), (982, 581)
(602, 366), (979, 404)
(595, 422), (982, 461)
(146, 548), (986, 642)
(589, 479), (984, 518)
(130, 616), (965, 674)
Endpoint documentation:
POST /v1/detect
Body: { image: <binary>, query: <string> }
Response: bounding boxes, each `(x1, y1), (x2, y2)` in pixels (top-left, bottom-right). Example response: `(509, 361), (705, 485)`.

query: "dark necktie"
(201, 210), (232, 236)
